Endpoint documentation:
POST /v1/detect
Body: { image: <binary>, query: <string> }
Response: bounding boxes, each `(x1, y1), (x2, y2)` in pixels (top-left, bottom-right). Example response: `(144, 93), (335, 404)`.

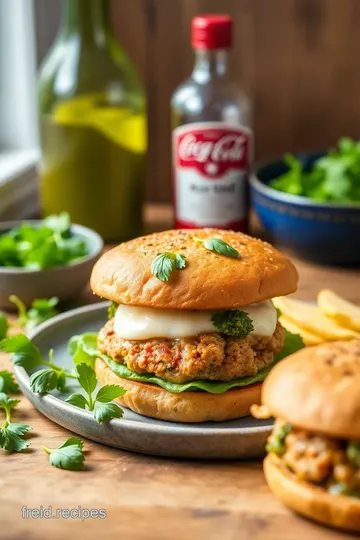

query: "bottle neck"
(61, 0), (111, 46)
(192, 49), (229, 83)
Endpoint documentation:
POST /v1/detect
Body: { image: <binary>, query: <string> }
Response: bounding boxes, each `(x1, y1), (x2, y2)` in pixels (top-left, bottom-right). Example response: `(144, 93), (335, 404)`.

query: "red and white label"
(173, 122), (252, 231)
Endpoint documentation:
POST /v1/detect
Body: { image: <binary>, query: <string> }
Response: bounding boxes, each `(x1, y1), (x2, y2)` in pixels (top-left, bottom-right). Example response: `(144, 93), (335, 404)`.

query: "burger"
(88, 228), (299, 423)
(254, 339), (360, 532)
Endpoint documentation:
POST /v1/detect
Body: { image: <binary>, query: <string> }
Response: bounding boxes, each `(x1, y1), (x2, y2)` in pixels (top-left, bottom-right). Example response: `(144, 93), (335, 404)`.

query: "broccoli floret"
(211, 309), (254, 338)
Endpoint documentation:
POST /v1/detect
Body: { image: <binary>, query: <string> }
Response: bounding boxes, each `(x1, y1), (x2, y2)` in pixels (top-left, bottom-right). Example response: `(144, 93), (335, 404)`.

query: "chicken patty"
(97, 319), (285, 383)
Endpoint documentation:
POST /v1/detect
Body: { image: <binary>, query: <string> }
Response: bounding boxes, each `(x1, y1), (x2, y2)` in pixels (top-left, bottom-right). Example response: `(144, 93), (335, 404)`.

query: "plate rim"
(14, 301), (272, 436)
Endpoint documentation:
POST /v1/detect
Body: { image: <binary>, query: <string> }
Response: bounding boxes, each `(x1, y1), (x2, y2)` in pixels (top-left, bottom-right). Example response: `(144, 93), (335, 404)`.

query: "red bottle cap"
(192, 14), (232, 50)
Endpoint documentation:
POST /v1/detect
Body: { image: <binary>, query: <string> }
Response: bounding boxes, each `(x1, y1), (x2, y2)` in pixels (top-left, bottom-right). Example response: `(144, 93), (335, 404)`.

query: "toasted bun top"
(263, 339), (360, 439)
(90, 229), (298, 310)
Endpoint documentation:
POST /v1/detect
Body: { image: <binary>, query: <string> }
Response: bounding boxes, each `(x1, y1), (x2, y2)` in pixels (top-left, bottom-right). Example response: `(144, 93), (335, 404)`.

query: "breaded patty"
(98, 319), (285, 383)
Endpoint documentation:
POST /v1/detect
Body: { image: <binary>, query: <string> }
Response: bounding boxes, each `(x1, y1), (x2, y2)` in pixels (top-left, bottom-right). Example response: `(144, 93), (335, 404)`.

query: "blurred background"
(2, 0), (360, 209)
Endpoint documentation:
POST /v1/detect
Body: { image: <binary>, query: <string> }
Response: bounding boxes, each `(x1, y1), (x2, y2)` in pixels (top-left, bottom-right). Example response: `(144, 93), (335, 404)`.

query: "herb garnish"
(10, 295), (59, 333)
(0, 392), (32, 452)
(0, 212), (87, 269)
(194, 237), (240, 259)
(151, 252), (187, 281)
(43, 437), (85, 471)
(0, 334), (77, 393)
(66, 363), (125, 424)
(211, 310), (254, 338)
(0, 370), (20, 394)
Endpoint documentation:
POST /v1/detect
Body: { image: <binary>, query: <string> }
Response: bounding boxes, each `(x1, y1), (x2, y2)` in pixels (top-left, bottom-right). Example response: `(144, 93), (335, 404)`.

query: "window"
(0, 0), (39, 218)
(0, 0), (60, 219)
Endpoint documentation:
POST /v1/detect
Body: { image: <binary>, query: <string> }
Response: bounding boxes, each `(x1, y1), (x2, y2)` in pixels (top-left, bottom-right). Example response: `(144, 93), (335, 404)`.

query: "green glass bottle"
(38, 0), (147, 242)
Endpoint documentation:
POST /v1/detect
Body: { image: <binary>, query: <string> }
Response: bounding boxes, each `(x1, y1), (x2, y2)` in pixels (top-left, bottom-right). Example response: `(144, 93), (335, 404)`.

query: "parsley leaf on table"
(43, 437), (85, 471)
(0, 335), (77, 393)
(10, 295), (59, 333)
(0, 392), (32, 452)
(66, 363), (125, 424)
(0, 370), (20, 394)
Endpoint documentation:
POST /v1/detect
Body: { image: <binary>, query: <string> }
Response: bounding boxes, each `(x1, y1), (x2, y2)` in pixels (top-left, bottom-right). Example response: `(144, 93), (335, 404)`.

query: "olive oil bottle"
(38, 0), (147, 241)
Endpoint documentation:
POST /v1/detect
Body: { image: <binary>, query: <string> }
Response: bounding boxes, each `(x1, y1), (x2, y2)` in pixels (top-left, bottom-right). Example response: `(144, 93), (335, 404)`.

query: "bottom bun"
(264, 455), (360, 532)
(95, 358), (262, 423)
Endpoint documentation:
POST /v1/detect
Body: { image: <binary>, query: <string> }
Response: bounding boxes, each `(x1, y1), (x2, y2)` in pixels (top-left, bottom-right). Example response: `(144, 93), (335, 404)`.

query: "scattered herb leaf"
(0, 335), (76, 393)
(0, 392), (32, 452)
(43, 437), (85, 471)
(0, 370), (19, 394)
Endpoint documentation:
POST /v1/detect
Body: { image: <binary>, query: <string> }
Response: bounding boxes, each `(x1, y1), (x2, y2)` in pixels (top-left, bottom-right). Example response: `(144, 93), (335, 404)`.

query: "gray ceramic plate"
(14, 303), (273, 459)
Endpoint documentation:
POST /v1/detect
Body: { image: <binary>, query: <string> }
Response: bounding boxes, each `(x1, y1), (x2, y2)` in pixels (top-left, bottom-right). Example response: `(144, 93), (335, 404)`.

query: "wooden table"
(0, 205), (359, 540)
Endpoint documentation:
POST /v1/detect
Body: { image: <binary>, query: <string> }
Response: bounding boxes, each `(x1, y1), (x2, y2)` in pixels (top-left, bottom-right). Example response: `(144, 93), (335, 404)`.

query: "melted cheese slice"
(113, 300), (277, 340)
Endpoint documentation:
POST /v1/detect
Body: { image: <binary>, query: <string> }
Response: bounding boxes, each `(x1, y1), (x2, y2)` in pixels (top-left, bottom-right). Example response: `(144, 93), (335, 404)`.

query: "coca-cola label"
(173, 122), (252, 230)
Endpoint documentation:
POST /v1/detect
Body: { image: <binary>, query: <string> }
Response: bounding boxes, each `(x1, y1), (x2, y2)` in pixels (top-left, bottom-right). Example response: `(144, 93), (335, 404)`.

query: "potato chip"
(273, 297), (359, 340)
(318, 290), (360, 332)
(279, 316), (323, 346)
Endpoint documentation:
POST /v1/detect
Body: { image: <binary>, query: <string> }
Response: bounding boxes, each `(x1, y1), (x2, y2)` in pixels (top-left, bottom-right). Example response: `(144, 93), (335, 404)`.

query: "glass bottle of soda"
(38, 0), (147, 242)
(172, 14), (252, 232)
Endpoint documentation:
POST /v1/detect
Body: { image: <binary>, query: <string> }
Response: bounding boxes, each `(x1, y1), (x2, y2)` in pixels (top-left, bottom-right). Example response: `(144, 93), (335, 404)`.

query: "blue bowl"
(250, 153), (360, 265)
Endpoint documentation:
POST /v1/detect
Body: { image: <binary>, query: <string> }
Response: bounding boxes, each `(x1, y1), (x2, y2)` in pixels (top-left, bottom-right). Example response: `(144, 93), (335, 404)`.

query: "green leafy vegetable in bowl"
(0, 212), (88, 269)
(270, 138), (360, 203)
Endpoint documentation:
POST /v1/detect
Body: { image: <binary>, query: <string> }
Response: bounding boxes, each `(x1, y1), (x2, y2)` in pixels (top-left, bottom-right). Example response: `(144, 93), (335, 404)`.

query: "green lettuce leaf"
(68, 329), (304, 395)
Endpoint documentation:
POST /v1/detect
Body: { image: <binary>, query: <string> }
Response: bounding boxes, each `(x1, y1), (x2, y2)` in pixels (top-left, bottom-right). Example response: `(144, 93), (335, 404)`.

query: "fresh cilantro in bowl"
(0, 213), (88, 269)
(269, 138), (360, 203)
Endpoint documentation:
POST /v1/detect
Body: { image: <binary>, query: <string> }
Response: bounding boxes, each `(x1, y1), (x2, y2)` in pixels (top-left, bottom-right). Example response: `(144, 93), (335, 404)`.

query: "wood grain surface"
(0, 205), (359, 540)
(112, 0), (360, 202)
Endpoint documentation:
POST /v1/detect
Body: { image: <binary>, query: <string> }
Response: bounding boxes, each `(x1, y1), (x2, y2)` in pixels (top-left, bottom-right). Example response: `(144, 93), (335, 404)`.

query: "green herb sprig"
(211, 310), (254, 338)
(0, 392), (32, 452)
(43, 437), (85, 471)
(10, 295), (59, 334)
(151, 252), (187, 281)
(0, 334), (77, 393)
(66, 363), (125, 424)
(194, 237), (240, 259)
(0, 370), (20, 394)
